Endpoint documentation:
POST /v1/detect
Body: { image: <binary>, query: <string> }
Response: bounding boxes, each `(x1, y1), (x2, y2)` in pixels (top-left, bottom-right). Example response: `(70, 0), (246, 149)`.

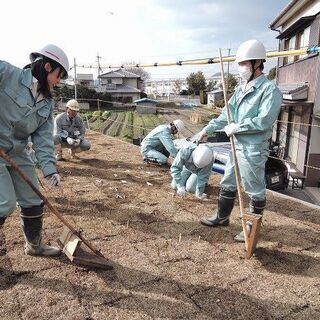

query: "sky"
(1, 0), (290, 80)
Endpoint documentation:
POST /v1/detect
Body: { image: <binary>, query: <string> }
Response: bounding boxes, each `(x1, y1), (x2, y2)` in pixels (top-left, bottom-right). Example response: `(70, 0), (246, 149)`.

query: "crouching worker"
(171, 144), (215, 200)
(54, 99), (91, 160)
(0, 44), (69, 256)
(140, 119), (184, 165)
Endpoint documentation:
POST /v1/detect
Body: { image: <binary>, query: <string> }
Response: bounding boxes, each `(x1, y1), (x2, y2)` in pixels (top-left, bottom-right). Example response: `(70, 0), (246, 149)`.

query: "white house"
(98, 69), (141, 103)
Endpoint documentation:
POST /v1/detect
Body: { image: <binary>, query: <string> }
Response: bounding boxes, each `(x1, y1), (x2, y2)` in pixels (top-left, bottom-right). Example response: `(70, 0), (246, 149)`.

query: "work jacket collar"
(20, 68), (34, 90)
(240, 74), (266, 93)
(20, 68), (46, 102)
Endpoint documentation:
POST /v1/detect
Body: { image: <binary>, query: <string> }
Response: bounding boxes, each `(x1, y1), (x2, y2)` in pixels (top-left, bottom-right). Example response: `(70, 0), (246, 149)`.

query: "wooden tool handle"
(218, 49), (245, 217)
(0, 148), (104, 258)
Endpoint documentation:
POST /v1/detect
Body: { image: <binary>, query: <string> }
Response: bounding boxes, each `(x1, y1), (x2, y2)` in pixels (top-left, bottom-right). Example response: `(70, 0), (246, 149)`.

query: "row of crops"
(80, 111), (166, 143)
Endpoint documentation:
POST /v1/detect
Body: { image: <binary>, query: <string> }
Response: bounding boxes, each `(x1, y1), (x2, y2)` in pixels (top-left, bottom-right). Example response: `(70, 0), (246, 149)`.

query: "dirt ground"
(0, 131), (320, 320)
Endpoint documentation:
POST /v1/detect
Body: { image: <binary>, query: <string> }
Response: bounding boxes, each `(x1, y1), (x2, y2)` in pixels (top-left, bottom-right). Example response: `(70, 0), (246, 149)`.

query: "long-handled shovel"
(218, 49), (262, 259)
(0, 148), (113, 269)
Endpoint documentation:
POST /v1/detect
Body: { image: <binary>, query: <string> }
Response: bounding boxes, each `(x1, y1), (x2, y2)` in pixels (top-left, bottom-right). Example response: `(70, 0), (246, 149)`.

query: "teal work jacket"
(204, 75), (282, 149)
(0, 61), (57, 176)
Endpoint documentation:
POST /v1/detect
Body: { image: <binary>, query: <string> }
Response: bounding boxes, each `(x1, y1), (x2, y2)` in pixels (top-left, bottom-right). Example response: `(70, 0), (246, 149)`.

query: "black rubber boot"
(234, 199), (266, 242)
(20, 205), (61, 256)
(200, 189), (237, 227)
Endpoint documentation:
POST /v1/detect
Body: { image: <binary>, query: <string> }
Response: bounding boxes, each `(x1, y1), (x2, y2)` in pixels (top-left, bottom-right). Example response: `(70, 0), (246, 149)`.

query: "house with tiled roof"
(98, 69), (142, 103)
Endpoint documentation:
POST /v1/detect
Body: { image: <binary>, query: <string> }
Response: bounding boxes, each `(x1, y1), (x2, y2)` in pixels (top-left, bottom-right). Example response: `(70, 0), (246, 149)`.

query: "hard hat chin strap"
(248, 59), (262, 83)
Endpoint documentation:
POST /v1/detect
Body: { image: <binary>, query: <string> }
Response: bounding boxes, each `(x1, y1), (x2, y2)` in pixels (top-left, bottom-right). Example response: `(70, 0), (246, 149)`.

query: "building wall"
(100, 78), (123, 85)
(307, 117), (320, 185)
(277, 55), (320, 101)
(123, 78), (138, 88)
(136, 103), (157, 114)
(109, 93), (140, 102)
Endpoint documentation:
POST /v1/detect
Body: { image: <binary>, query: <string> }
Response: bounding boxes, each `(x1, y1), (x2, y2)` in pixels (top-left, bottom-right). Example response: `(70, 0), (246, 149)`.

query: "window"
(297, 26), (310, 59)
(283, 26), (311, 65)
(107, 79), (112, 84)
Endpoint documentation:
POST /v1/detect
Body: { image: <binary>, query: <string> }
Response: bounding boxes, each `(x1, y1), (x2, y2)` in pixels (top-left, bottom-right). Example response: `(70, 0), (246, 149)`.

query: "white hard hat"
(173, 119), (184, 132)
(66, 99), (80, 111)
(30, 44), (69, 79)
(236, 40), (266, 63)
(192, 145), (214, 168)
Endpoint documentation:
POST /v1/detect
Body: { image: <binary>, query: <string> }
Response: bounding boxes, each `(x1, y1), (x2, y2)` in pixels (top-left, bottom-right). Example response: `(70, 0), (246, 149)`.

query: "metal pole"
(74, 58), (77, 100)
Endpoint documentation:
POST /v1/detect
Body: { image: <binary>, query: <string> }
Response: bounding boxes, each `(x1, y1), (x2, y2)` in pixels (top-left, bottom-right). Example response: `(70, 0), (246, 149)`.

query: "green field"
(81, 111), (166, 143)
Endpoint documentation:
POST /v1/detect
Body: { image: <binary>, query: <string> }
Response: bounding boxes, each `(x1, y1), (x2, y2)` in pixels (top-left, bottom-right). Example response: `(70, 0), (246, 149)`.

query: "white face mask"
(238, 65), (252, 82)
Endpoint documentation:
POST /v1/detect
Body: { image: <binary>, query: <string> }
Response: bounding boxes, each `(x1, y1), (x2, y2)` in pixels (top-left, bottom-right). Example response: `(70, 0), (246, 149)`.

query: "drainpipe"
(269, 25), (282, 84)
(270, 25), (282, 148)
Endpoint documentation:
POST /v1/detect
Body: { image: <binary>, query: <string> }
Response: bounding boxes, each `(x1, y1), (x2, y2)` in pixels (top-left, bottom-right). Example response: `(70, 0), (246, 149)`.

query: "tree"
(267, 67), (277, 80)
(186, 71), (206, 95)
(172, 79), (183, 95)
(206, 80), (217, 92)
(219, 73), (238, 94)
(123, 62), (151, 92)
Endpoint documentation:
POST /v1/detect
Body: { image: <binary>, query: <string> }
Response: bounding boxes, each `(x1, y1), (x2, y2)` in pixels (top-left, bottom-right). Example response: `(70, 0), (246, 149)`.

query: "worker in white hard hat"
(197, 39), (282, 242)
(140, 119), (185, 165)
(171, 144), (215, 200)
(0, 44), (69, 257)
(54, 99), (91, 160)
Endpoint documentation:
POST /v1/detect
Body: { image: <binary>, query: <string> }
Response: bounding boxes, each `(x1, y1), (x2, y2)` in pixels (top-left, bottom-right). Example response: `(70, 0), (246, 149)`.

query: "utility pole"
(74, 58), (77, 100)
(97, 53), (102, 89)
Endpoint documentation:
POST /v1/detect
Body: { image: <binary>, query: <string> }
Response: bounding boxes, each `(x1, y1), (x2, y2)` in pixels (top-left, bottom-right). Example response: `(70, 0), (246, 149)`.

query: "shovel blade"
(58, 226), (113, 270)
(71, 245), (113, 270)
(242, 213), (263, 259)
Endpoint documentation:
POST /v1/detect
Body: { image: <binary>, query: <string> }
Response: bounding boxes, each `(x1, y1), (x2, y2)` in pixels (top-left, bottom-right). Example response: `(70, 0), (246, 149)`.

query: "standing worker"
(140, 120), (184, 165)
(0, 44), (69, 256)
(171, 144), (215, 200)
(198, 40), (282, 242)
(54, 99), (91, 160)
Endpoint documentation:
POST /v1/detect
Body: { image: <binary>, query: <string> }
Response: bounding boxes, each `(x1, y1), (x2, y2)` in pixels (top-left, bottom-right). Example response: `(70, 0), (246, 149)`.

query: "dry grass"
(0, 131), (319, 320)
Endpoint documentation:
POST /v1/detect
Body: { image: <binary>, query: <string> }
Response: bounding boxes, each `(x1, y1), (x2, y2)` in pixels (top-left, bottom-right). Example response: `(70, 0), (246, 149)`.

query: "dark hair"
(170, 122), (177, 134)
(30, 55), (65, 98)
(259, 59), (265, 71)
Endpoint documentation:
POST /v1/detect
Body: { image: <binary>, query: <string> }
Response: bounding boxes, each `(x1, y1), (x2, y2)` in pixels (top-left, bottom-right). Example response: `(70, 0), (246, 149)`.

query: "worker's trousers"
(0, 152), (42, 217)
(171, 169), (198, 194)
(221, 144), (269, 201)
(53, 135), (91, 152)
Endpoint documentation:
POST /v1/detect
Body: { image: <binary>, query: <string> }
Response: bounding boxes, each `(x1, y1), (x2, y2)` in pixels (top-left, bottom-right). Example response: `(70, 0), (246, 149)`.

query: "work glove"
(74, 139), (81, 147)
(176, 186), (187, 196)
(224, 123), (239, 137)
(60, 130), (69, 139)
(45, 173), (61, 188)
(195, 192), (208, 201)
(25, 142), (33, 155)
(197, 129), (208, 142)
(66, 137), (75, 145)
